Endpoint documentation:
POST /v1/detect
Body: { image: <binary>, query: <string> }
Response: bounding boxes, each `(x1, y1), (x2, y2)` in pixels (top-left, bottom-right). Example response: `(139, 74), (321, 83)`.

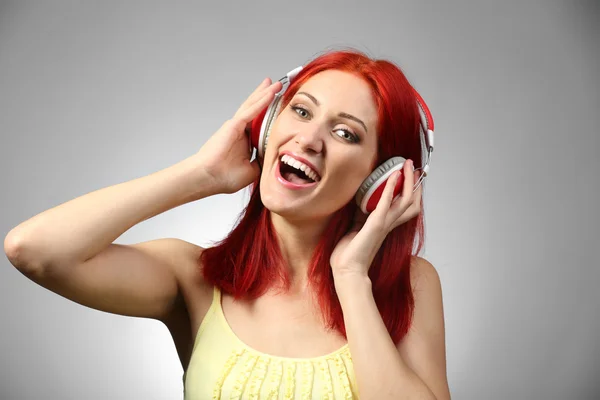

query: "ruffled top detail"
(184, 286), (358, 399)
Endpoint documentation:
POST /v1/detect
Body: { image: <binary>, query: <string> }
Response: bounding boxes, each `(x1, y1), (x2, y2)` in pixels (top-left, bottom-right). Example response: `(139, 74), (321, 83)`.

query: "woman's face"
(259, 69), (379, 222)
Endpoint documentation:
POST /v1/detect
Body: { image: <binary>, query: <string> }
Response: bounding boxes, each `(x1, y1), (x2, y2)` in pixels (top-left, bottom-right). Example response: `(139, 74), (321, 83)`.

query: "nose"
(294, 123), (324, 154)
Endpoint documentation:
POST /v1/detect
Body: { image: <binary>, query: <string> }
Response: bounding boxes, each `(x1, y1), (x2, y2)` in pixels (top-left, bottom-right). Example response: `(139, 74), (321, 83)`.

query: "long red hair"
(200, 49), (426, 344)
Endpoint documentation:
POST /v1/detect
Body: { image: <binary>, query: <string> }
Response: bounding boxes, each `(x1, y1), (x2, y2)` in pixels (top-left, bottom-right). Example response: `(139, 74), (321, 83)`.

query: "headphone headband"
(252, 65), (435, 202)
(277, 65), (435, 177)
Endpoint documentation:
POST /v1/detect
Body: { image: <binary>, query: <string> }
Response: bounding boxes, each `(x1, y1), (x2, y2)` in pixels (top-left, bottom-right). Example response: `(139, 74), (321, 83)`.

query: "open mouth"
(276, 154), (321, 188)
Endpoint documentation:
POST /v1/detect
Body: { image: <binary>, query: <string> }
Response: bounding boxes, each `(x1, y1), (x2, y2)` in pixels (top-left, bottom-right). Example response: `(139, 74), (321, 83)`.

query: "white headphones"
(250, 66), (435, 213)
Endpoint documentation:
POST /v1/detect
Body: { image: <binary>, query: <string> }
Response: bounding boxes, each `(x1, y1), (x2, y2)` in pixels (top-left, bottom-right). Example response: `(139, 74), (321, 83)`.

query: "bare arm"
(5, 155), (210, 270)
(3, 77), (282, 321)
(4, 156), (215, 320)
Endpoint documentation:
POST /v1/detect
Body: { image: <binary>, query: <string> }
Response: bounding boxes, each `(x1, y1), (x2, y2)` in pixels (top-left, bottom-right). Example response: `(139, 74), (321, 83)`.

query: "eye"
(291, 105), (310, 119)
(335, 128), (360, 143)
(290, 105), (360, 144)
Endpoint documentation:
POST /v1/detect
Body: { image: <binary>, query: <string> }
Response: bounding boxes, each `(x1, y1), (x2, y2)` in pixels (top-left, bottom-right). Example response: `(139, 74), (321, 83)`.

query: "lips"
(278, 151), (322, 180)
(275, 158), (318, 190)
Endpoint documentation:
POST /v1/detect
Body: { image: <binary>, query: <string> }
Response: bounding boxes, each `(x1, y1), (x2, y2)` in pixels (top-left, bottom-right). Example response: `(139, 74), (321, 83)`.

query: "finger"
(243, 79), (276, 108)
(411, 169), (423, 202)
(389, 160), (415, 216)
(238, 81), (282, 135)
(376, 169), (401, 215)
(235, 84), (281, 123)
(236, 78), (272, 118)
(238, 80), (282, 115)
(408, 170), (423, 210)
(402, 160), (415, 202)
(241, 78), (271, 108)
(414, 170), (423, 196)
(391, 201), (420, 230)
(390, 178), (422, 229)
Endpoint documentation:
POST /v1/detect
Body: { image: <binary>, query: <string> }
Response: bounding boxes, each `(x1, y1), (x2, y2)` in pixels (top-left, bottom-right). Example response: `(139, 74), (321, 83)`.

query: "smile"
(275, 157), (319, 190)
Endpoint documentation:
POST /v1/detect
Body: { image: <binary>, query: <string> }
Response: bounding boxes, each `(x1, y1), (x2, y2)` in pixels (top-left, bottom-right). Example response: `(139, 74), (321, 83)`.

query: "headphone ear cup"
(355, 157), (407, 214)
(250, 107), (269, 151)
(249, 95), (283, 162)
(262, 96), (283, 153)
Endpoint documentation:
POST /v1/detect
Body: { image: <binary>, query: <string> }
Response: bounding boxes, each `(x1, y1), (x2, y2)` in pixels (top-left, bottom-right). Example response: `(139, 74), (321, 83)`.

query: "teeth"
(280, 154), (320, 181)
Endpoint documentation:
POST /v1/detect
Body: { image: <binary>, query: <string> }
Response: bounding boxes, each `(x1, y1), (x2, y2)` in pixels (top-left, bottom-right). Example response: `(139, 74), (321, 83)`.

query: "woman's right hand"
(195, 77), (283, 194)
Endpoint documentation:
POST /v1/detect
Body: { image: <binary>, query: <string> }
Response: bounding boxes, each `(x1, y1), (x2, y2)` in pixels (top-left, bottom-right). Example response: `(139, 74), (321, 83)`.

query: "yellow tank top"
(183, 285), (359, 399)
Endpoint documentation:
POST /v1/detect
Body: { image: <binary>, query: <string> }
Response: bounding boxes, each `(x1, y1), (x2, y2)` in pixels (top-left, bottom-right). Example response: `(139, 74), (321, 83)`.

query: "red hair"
(201, 49), (426, 344)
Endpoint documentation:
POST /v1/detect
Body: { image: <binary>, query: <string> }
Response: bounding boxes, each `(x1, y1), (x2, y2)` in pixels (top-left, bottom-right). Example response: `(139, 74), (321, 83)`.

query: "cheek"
(266, 116), (295, 149)
(273, 116), (296, 137)
(328, 157), (372, 190)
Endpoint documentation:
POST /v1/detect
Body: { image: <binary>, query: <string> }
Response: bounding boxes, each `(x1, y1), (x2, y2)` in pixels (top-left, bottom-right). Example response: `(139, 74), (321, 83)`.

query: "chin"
(262, 195), (351, 228)
(260, 193), (307, 218)
(258, 163), (354, 223)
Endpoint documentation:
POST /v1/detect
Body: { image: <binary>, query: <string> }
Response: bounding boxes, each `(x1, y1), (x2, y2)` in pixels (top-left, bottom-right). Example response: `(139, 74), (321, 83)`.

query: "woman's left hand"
(330, 159), (423, 280)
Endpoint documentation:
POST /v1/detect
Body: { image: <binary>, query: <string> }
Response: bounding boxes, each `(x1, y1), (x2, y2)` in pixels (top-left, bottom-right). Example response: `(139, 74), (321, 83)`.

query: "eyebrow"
(296, 91), (368, 134)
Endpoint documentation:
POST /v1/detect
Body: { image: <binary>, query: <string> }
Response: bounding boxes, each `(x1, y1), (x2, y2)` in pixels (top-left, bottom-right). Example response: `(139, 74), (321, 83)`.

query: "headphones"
(249, 66), (435, 214)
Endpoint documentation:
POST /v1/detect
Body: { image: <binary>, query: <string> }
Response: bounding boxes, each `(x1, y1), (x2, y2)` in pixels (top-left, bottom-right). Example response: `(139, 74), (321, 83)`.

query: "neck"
(269, 212), (331, 290)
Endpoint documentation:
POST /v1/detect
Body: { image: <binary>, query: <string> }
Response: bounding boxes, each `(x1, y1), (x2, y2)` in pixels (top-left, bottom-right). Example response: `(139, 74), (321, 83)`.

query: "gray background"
(1, 1), (598, 399)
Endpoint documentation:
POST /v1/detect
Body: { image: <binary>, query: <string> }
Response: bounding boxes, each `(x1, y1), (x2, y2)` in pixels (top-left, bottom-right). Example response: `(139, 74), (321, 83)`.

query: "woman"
(5, 49), (450, 399)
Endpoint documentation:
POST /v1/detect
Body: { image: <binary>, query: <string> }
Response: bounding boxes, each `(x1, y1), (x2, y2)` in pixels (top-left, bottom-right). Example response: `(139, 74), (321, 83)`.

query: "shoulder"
(398, 256), (450, 399)
(141, 238), (210, 300)
(150, 238), (214, 323)
(162, 237), (205, 266)
(410, 255), (442, 295)
(140, 238), (204, 278)
(160, 238), (207, 287)
(403, 255), (445, 345)
(408, 255), (444, 325)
